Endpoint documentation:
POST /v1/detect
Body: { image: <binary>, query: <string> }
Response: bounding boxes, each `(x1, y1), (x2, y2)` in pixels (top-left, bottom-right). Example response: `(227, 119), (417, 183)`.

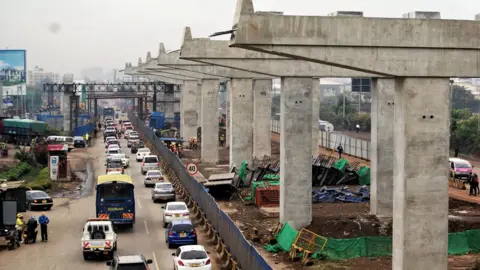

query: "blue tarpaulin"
(312, 186), (370, 203)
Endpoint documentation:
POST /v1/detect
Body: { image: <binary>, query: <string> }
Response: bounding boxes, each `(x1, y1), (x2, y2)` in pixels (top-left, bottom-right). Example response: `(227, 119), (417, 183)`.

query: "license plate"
(42, 200), (47, 203)
(103, 251), (108, 255)
(190, 263), (200, 267)
(175, 214), (180, 217)
(180, 232), (186, 237)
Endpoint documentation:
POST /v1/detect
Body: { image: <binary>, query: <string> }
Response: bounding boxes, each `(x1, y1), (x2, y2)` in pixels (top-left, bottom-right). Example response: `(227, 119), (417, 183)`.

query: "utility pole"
(342, 84), (346, 119)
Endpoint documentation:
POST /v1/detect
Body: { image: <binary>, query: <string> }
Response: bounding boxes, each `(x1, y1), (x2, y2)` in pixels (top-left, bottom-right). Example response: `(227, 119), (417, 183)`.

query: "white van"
(46, 136), (74, 152)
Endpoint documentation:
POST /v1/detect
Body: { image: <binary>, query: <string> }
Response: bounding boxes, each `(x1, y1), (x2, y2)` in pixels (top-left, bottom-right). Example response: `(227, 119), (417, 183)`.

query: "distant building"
(27, 67), (60, 86)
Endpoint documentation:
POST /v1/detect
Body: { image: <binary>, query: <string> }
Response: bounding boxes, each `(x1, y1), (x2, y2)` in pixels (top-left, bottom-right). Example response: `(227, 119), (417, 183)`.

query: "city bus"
(96, 174), (135, 227)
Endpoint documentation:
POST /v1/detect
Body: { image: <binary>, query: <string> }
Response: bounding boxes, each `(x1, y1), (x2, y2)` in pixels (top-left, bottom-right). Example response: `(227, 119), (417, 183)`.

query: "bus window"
(99, 184), (132, 199)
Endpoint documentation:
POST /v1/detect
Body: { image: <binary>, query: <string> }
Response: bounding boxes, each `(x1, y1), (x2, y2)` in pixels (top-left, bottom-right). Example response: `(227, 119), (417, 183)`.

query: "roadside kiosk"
(47, 144), (68, 180)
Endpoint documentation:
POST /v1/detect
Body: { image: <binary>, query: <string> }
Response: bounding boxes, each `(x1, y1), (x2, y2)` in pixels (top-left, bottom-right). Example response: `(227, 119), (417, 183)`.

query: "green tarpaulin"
(357, 166), (371, 185)
(238, 160), (248, 184)
(266, 223), (480, 261)
(332, 158), (349, 172)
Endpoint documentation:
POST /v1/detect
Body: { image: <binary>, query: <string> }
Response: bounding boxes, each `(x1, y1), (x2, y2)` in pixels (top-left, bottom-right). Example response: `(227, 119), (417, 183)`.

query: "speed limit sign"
(186, 163), (198, 176)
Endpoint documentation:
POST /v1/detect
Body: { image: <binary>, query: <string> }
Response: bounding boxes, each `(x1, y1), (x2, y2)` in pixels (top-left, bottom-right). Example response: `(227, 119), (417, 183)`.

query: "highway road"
(0, 133), (220, 270)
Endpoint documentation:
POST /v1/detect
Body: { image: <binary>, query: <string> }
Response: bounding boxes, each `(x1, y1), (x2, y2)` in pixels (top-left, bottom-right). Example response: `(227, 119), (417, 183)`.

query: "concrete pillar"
(94, 99), (98, 120)
(196, 84), (202, 137)
(370, 79), (395, 217)
(181, 80), (199, 141)
(392, 78), (450, 270)
(252, 79), (272, 158)
(228, 79), (254, 167)
(225, 84), (230, 148)
(280, 77), (312, 230)
(312, 78), (321, 157)
(200, 79), (219, 164)
(62, 92), (71, 132)
(0, 82), (4, 117)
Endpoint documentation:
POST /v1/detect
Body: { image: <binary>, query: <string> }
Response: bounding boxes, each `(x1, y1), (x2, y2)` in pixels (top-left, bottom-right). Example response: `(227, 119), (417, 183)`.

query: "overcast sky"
(1, 0), (478, 77)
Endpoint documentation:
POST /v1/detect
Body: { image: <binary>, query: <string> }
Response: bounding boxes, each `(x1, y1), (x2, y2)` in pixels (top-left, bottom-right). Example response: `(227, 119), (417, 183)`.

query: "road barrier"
(128, 112), (272, 270)
(270, 120), (371, 160)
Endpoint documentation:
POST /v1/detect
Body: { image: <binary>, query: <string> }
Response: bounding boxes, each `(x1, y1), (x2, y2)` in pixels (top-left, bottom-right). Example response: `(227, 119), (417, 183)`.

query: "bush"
(0, 162), (32, 181)
(26, 168), (52, 191)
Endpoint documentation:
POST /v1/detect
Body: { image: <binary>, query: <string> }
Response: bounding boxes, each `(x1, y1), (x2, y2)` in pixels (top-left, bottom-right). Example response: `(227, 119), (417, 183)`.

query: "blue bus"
(96, 175), (135, 227)
(103, 107), (115, 118)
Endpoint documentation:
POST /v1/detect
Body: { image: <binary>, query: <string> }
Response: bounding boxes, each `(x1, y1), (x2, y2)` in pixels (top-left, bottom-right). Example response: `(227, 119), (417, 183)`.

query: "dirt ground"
(179, 133), (480, 270)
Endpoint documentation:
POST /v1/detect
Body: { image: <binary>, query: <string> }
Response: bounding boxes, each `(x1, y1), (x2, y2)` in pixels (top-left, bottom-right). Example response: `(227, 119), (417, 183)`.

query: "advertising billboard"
(0, 50), (26, 96)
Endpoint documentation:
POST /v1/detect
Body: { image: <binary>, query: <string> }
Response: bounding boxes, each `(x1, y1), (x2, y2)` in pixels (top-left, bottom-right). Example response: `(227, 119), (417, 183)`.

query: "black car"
(73, 136), (86, 147)
(131, 141), (145, 154)
(106, 255), (153, 270)
(26, 190), (53, 211)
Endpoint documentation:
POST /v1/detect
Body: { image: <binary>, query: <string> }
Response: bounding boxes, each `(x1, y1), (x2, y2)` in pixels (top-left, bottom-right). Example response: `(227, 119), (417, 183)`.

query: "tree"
(13, 146), (35, 164)
(452, 85), (480, 112)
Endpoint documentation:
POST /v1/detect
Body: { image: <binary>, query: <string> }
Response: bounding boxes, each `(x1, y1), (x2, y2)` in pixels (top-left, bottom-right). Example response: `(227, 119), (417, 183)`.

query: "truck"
(149, 112), (164, 130)
(81, 218), (118, 260)
(2, 119), (46, 145)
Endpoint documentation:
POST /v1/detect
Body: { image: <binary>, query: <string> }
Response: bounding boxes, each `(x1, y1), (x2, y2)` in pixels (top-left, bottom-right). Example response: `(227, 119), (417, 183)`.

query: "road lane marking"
(144, 220), (149, 234)
(137, 198), (142, 209)
(152, 252), (159, 270)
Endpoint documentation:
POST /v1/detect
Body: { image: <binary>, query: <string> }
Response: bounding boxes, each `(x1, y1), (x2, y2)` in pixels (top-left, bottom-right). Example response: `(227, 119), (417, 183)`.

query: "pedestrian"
(26, 216), (38, 243)
(15, 213), (24, 243)
(454, 146), (460, 158)
(474, 173), (480, 196)
(468, 172), (474, 196)
(356, 124), (360, 133)
(38, 212), (49, 242)
(85, 133), (89, 147)
(219, 134), (225, 147)
(337, 144), (344, 159)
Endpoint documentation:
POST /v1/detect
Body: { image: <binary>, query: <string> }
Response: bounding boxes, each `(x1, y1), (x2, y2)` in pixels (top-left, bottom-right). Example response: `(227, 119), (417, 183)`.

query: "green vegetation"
(450, 86), (480, 155)
(26, 167), (52, 191)
(0, 162), (32, 180)
(45, 125), (64, 136)
(13, 146), (34, 164)
(319, 93), (371, 131)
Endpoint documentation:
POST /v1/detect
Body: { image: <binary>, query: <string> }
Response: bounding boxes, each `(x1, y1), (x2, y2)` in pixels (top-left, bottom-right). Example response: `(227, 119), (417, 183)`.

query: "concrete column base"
(228, 79), (253, 167)
(393, 78), (450, 270)
(370, 78), (395, 217)
(280, 77), (313, 230)
(200, 79), (219, 164)
(312, 78), (321, 157)
(253, 79), (272, 158)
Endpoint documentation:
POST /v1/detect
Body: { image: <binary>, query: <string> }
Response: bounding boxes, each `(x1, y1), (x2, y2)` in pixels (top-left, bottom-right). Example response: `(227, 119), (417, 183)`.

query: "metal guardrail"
(270, 119), (371, 160)
(128, 112), (272, 270)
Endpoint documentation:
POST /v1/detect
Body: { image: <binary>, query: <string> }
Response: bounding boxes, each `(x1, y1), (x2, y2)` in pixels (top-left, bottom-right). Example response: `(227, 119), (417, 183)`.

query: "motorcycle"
(23, 230), (38, 244)
(1, 229), (19, 250)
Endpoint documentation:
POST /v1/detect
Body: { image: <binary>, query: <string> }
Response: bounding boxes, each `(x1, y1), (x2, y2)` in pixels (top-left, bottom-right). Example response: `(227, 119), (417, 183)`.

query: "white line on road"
(152, 252), (159, 270)
(144, 220), (149, 234)
(137, 198), (142, 209)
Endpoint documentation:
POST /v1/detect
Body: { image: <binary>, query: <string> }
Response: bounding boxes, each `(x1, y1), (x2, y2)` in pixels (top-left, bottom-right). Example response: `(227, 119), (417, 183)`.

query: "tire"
(91, 230), (106, 240)
(113, 242), (117, 251)
(163, 222), (167, 228)
(83, 253), (89, 261)
(168, 243), (173, 249)
(27, 203), (31, 211)
(193, 239), (197, 245)
(46, 206), (52, 211)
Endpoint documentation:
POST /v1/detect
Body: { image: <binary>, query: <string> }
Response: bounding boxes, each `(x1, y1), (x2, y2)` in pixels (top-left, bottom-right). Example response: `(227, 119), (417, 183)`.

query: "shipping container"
(2, 119), (47, 145)
(149, 112), (165, 130)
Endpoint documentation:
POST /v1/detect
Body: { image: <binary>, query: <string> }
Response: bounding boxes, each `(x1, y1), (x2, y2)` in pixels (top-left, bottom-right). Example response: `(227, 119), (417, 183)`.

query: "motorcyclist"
(26, 216), (38, 243)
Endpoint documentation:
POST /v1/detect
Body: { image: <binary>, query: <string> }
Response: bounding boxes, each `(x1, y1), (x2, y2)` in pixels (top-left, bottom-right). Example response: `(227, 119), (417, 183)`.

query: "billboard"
(0, 50), (26, 96)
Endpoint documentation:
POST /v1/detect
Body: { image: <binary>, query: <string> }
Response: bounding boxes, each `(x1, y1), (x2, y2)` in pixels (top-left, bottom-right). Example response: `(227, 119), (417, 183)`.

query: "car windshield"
(130, 136), (139, 140)
(73, 137), (83, 140)
(172, 224), (194, 232)
(109, 150), (120, 154)
(156, 183), (172, 189)
(99, 183), (131, 199)
(167, 204), (187, 211)
(107, 160), (123, 168)
(147, 172), (161, 177)
(116, 264), (146, 270)
(126, 127), (133, 130)
(180, 250), (207, 260)
(138, 149), (149, 153)
(109, 140), (119, 145)
(30, 191), (48, 198)
(144, 157), (158, 163)
(456, 162), (471, 168)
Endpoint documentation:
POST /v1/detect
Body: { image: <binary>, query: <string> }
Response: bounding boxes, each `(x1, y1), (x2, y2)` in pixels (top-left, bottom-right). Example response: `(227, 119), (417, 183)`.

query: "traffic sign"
(325, 123), (334, 133)
(186, 163), (198, 176)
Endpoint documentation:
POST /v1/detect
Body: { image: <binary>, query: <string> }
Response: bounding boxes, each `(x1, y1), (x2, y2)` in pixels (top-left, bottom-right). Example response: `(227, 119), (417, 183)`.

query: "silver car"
(144, 170), (164, 187)
(140, 155), (159, 175)
(127, 135), (140, 148)
(152, 183), (175, 203)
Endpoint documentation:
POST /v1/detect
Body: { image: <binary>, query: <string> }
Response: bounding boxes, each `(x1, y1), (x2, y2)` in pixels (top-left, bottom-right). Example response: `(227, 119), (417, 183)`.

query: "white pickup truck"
(81, 218), (118, 260)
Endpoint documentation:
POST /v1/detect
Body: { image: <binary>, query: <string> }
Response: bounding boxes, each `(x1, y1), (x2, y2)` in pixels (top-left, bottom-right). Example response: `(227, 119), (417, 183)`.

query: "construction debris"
(312, 186), (370, 203)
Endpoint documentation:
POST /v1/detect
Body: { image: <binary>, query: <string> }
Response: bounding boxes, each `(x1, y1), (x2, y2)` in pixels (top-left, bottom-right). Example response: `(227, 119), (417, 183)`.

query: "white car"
(162, 202), (189, 228)
(144, 170), (164, 187)
(136, 148), (151, 161)
(111, 153), (130, 168)
(105, 127), (116, 134)
(126, 131), (139, 140)
(104, 136), (117, 147)
(141, 155), (159, 174)
(106, 149), (121, 161)
(172, 245), (212, 270)
(81, 218), (117, 260)
(106, 144), (120, 153)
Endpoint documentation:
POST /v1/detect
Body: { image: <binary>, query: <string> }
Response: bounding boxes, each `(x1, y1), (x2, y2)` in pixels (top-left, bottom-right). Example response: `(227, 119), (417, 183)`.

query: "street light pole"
(342, 84), (346, 119)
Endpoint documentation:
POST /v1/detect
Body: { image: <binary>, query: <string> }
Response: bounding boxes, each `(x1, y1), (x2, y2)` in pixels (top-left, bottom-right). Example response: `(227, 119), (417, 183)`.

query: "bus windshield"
(98, 183), (132, 199)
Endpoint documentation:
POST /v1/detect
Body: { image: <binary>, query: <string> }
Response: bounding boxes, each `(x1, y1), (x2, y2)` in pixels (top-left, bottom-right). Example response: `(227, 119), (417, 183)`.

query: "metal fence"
(270, 120), (371, 160)
(128, 112), (272, 270)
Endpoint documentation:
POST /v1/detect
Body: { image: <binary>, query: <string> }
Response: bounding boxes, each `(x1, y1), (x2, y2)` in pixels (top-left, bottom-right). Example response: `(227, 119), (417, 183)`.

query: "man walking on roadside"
(38, 212), (49, 242)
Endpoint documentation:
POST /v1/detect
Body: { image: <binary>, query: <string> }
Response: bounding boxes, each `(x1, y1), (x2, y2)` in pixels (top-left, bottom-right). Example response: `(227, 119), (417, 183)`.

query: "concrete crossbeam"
(229, 0), (480, 77)
(179, 27), (378, 77)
